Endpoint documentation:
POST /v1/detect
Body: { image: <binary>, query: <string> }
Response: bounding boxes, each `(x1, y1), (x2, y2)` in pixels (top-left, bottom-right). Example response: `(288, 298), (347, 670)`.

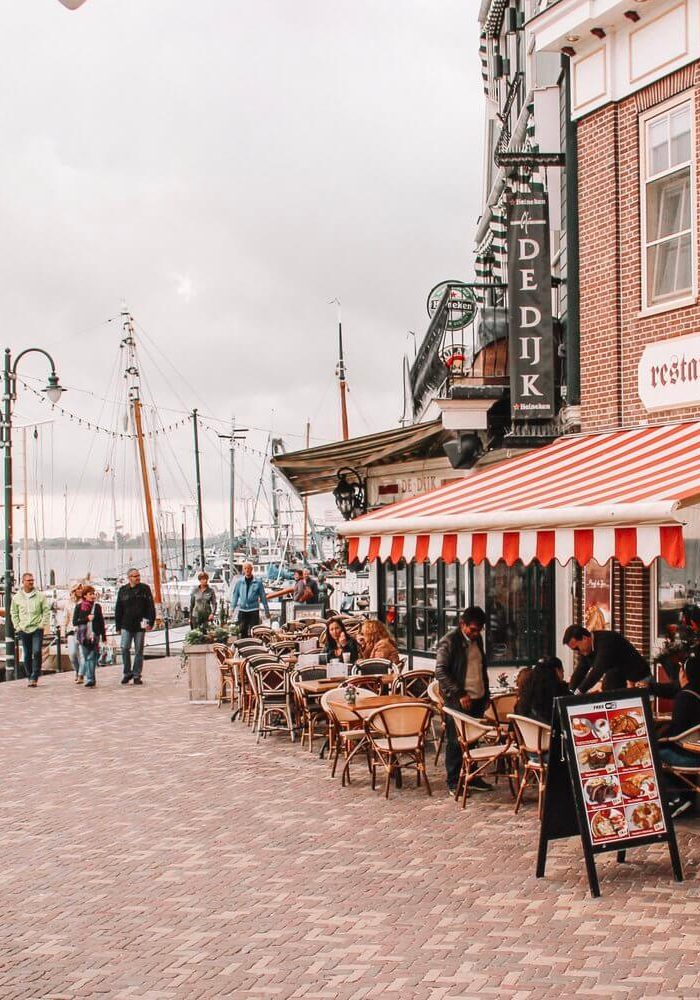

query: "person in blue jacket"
(230, 561), (270, 637)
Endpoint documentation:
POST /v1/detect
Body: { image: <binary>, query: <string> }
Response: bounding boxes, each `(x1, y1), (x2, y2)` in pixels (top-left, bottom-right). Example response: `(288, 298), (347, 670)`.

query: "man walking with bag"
(10, 572), (50, 687)
(115, 568), (156, 686)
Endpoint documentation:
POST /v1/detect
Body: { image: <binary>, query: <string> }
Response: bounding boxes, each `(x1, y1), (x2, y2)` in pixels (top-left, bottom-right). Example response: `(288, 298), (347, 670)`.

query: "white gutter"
(337, 502), (684, 536)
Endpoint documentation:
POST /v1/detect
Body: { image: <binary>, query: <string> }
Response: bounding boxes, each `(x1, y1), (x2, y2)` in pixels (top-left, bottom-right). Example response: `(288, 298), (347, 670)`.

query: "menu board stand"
(536, 689), (683, 898)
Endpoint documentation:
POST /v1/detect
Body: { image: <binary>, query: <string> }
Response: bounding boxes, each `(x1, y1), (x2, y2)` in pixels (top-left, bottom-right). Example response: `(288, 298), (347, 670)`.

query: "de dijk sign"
(507, 196), (555, 420)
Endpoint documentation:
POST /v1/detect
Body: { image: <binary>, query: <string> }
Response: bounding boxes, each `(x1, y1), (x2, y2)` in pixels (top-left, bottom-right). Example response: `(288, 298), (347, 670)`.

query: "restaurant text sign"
(507, 196), (555, 420)
(638, 333), (700, 411)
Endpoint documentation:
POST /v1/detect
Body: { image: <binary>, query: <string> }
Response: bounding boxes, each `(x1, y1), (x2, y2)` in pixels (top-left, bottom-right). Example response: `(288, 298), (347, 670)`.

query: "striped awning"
(338, 423), (700, 569)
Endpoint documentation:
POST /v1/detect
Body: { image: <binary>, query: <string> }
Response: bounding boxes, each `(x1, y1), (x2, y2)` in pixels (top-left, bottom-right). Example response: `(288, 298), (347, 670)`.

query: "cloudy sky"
(4, 0), (484, 543)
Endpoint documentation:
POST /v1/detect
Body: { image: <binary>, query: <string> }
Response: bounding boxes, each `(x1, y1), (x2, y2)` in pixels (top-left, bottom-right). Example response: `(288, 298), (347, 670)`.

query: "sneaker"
(84, 681), (96, 688)
(77, 676), (85, 685)
(121, 673), (133, 685)
(468, 776), (494, 792)
(447, 786), (457, 798)
(671, 798), (693, 819)
(133, 677), (143, 685)
(28, 680), (37, 688)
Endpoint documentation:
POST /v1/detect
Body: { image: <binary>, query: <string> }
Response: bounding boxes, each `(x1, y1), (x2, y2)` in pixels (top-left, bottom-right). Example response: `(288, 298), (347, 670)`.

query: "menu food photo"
(567, 697), (666, 847)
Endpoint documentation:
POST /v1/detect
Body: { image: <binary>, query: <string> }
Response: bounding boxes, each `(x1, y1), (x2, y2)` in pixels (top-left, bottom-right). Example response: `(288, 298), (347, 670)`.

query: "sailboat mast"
(332, 299), (349, 441)
(121, 310), (162, 605)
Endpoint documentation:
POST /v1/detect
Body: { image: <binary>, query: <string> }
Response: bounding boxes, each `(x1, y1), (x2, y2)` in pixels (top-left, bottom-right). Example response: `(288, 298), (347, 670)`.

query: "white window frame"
(639, 91), (697, 317)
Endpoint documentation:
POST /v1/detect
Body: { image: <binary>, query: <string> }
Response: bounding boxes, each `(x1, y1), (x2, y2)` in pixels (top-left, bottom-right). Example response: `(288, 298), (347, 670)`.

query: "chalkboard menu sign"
(536, 689), (683, 897)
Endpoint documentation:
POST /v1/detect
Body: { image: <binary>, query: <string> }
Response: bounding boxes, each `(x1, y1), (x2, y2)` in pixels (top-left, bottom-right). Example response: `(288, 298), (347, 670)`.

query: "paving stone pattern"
(1, 660), (699, 999)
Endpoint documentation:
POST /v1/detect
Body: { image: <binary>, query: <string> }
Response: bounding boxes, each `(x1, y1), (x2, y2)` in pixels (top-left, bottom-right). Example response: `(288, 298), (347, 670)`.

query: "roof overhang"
(271, 420), (448, 497)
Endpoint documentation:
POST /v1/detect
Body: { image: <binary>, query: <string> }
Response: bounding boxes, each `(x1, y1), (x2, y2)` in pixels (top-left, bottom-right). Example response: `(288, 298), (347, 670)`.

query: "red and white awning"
(339, 422), (700, 568)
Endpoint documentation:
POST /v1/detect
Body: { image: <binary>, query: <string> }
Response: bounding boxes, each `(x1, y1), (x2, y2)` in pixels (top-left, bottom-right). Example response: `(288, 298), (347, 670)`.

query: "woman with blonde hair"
(359, 619), (401, 665)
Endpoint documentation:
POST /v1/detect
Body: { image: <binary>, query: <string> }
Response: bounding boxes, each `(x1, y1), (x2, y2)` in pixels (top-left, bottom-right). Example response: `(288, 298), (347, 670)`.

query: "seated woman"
(659, 651), (700, 817)
(324, 617), (359, 664)
(358, 619), (401, 666)
(516, 656), (570, 726)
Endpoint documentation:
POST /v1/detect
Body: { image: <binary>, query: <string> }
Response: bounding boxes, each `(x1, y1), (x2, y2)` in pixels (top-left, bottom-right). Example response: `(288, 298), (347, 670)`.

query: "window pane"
(413, 562), (425, 599)
(647, 171), (690, 241)
(396, 562), (407, 604)
(648, 115), (669, 175)
(393, 608), (408, 649)
(426, 562), (438, 608)
(384, 564), (395, 604)
(648, 233), (692, 304)
(670, 105), (692, 167)
(426, 609), (440, 652)
(444, 563), (458, 605)
(658, 539), (700, 636)
(412, 606), (426, 650)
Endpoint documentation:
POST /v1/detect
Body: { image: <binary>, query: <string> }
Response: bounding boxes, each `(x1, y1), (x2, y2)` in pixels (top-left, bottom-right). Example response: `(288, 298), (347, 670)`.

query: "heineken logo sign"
(507, 196), (555, 420)
(426, 281), (476, 331)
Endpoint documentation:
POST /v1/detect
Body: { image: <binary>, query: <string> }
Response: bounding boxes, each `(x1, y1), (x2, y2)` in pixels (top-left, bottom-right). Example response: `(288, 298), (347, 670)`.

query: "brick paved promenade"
(2, 659), (700, 999)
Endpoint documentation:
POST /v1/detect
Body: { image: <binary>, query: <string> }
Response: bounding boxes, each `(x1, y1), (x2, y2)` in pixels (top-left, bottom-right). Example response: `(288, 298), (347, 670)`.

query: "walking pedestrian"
(230, 561), (270, 637)
(73, 585), (106, 688)
(190, 571), (217, 629)
(62, 583), (84, 682)
(10, 572), (51, 687)
(435, 606), (492, 795)
(563, 624), (651, 693)
(115, 568), (156, 686)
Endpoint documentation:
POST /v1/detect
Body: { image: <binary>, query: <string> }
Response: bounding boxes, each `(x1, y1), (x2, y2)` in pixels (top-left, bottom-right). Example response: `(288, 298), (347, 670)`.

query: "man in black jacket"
(563, 625), (651, 694)
(115, 568), (156, 685)
(435, 606), (491, 794)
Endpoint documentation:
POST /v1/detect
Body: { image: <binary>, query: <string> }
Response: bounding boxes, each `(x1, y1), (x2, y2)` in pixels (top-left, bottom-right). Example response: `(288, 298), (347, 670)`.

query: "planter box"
(184, 644), (220, 704)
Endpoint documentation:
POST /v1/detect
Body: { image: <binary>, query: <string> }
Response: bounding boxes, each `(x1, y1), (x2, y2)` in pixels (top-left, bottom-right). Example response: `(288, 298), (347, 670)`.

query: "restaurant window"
(379, 559), (471, 658)
(657, 540), (700, 636)
(641, 97), (695, 310)
(380, 560), (408, 649)
(484, 561), (555, 667)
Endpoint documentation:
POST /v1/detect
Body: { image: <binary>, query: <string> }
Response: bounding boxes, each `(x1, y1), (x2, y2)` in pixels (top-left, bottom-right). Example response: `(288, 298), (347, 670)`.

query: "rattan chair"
(427, 679), (446, 762)
(391, 669), (434, 698)
(443, 707), (517, 807)
(320, 688), (375, 785)
(249, 625), (274, 642)
(352, 658), (392, 676)
(241, 653), (282, 725)
(508, 714), (551, 819)
(344, 675), (384, 695)
(212, 643), (236, 709)
(291, 667), (328, 751)
(364, 703), (433, 798)
(659, 723), (700, 797)
(253, 664), (296, 743)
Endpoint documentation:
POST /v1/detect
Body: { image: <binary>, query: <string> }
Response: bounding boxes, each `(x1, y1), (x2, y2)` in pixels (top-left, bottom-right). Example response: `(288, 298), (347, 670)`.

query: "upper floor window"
(642, 99), (694, 310)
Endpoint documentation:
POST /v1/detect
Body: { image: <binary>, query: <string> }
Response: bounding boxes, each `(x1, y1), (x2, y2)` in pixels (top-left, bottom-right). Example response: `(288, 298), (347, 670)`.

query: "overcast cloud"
(2, 0), (483, 539)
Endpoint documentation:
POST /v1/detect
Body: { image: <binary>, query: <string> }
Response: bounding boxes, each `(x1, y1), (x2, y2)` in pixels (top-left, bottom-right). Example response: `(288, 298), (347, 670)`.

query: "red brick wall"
(577, 62), (700, 432)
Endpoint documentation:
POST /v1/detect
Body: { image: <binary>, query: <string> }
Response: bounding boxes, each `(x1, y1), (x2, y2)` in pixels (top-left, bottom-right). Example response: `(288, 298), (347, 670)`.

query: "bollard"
(55, 626), (62, 674)
(164, 614), (170, 657)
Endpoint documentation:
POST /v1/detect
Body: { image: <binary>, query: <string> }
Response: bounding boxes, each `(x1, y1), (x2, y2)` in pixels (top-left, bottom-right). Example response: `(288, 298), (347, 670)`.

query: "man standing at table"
(435, 606), (491, 795)
(10, 572), (50, 687)
(563, 624), (651, 693)
(230, 561), (270, 637)
(115, 568), (156, 686)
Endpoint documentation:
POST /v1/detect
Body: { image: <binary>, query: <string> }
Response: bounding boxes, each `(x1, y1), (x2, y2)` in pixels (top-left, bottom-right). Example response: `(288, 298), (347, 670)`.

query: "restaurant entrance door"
(482, 561), (555, 668)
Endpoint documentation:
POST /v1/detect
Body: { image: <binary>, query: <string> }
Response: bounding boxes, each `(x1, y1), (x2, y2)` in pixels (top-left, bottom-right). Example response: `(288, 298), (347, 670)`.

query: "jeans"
(67, 634), (82, 675)
(660, 745), (700, 796)
(236, 610), (260, 638)
(20, 629), (43, 682)
(80, 647), (99, 684)
(120, 629), (145, 678)
(444, 695), (489, 789)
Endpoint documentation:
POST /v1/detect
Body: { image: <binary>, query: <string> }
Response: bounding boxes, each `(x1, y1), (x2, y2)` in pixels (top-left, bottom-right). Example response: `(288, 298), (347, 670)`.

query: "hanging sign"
(426, 281), (477, 330)
(638, 332), (700, 412)
(536, 690), (683, 897)
(507, 195), (555, 420)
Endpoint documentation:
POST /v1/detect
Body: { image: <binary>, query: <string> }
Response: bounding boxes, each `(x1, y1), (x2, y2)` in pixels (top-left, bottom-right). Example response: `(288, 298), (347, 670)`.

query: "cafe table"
(297, 675), (396, 696)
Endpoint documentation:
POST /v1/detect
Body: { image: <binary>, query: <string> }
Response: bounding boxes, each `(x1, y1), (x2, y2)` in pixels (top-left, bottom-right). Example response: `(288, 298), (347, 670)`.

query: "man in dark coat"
(563, 624), (651, 694)
(115, 568), (156, 685)
(435, 606), (491, 795)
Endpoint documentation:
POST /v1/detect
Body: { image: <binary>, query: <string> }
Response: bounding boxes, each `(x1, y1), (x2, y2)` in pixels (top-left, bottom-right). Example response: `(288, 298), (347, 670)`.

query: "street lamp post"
(2, 348), (64, 681)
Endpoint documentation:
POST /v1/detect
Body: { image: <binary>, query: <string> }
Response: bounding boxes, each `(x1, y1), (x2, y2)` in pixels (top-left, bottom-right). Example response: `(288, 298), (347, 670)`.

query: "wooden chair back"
(508, 714), (551, 755)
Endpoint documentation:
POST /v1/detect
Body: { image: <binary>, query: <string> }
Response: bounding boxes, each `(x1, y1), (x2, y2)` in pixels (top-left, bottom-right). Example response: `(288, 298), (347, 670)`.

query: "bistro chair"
(508, 714), (551, 819)
(212, 643), (236, 709)
(442, 707), (517, 808)
(270, 639), (300, 656)
(427, 679), (446, 762)
(352, 658), (392, 676)
(291, 667), (328, 751)
(241, 652), (282, 725)
(231, 637), (264, 653)
(303, 622), (327, 641)
(320, 688), (375, 785)
(253, 664), (296, 743)
(391, 669), (433, 699)
(343, 675), (384, 695)
(249, 625), (274, 642)
(659, 723), (700, 798)
(363, 703), (433, 799)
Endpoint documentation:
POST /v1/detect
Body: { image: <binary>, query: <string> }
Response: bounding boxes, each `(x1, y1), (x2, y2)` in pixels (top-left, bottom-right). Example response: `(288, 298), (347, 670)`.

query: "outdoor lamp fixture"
(333, 467), (366, 521)
(2, 347), (65, 682)
(58, 0), (90, 8)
